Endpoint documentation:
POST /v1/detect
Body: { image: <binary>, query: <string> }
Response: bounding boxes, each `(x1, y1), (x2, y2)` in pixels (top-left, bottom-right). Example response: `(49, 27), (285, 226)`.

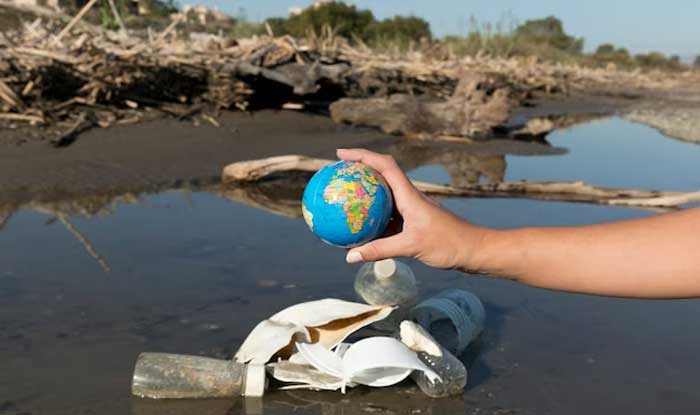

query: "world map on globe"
(302, 160), (393, 247)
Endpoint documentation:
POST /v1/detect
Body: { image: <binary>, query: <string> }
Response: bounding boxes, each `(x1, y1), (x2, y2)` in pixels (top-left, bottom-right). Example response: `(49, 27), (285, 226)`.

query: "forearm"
(467, 208), (700, 298)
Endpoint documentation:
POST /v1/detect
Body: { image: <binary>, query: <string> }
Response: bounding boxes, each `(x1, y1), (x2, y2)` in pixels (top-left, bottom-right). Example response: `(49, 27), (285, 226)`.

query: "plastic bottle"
(409, 289), (485, 356)
(399, 321), (467, 398)
(132, 353), (266, 399)
(354, 259), (418, 330)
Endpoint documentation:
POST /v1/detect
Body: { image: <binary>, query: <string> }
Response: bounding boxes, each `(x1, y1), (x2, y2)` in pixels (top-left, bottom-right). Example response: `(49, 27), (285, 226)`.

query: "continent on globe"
(302, 160), (393, 248)
(322, 162), (379, 234)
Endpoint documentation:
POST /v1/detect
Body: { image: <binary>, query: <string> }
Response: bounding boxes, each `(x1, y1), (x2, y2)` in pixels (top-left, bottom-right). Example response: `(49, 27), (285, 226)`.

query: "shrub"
(264, 2), (431, 48)
(635, 51), (671, 69)
(592, 43), (633, 67)
(514, 16), (583, 54)
(366, 15), (432, 45)
(266, 2), (374, 40)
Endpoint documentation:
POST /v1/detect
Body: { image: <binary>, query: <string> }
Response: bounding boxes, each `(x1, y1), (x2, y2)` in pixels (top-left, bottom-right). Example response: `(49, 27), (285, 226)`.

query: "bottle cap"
(243, 364), (266, 397)
(373, 259), (397, 279)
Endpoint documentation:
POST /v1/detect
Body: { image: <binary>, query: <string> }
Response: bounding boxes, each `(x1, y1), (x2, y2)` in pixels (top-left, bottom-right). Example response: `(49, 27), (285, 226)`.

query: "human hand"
(338, 148), (488, 271)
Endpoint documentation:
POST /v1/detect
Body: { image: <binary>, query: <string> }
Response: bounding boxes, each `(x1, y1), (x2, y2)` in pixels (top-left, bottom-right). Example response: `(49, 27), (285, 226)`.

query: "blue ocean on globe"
(302, 160), (393, 247)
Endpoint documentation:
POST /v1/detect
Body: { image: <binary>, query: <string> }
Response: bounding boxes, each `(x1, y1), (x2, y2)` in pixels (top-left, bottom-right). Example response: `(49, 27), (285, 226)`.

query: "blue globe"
(302, 160), (394, 247)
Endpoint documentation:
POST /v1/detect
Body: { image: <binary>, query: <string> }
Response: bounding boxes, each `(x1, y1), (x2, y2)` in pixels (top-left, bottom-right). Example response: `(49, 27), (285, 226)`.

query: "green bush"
(592, 43), (633, 67)
(695, 55), (700, 67)
(444, 15), (583, 63)
(144, 0), (178, 18)
(264, 2), (431, 48)
(514, 16), (583, 54)
(266, 2), (374, 40)
(634, 52), (666, 67)
(366, 15), (431, 45)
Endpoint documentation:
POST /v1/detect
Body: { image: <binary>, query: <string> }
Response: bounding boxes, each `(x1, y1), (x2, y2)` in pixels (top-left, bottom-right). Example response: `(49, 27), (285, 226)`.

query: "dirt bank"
(0, 110), (396, 206)
(0, 106), (573, 213)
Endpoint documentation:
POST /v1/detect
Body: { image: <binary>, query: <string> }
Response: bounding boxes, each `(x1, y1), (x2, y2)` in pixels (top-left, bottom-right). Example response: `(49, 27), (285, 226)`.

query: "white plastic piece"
(234, 299), (393, 364)
(295, 337), (440, 393)
(373, 259), (397, 279)
(243, 364), (266, 397)
(399, 321), (442, 357)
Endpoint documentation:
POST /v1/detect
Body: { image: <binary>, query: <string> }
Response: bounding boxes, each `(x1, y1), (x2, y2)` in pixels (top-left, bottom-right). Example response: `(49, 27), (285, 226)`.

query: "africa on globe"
(302, 160), (394, 248)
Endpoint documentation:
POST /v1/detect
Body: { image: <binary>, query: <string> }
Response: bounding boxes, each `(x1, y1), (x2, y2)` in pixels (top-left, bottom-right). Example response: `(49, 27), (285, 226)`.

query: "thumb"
(345, 235), (410, 263)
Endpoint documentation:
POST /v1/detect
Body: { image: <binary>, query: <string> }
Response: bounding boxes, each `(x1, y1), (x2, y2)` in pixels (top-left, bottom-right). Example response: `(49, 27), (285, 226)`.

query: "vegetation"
(514, 16), (583, 54)
(591, 43), (633, 67)
(444, 16), (585, 63)
(265, 2), (430, 48)
(24, 0), (692, 73)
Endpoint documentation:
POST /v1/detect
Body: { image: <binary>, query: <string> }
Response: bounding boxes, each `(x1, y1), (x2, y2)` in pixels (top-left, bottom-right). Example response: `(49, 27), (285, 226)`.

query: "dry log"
(0, 79), (25, 111)
(154, 13), (184, 43)
(51, 113), (95, 147)
(107, 0), (127, 34)
(221, 155), (700, 210)
(52, 0), (98, 45)
(330, 77), (515, 139)
(222, 155), (332, 182)
(0, 113), (44, 123)
(2, 12), (696, 145)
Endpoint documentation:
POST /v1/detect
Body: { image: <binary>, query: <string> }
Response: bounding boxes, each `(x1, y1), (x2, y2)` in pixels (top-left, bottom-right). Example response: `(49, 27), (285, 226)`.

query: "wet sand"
(0, 108), (569, 210)
(0, 110), (396, 205)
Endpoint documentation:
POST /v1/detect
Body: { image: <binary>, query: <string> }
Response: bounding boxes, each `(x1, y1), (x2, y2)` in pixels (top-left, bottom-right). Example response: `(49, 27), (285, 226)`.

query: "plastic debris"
(234, 299), (393, 364)
(132, 353), (266, 399)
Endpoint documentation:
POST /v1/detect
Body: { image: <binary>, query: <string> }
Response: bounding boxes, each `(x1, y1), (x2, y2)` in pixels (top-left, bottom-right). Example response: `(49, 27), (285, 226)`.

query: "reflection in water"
(385, 141), (508, 185)
(132, 389), (469, 415)
(382, 139), (565, 187)
(0, 138), (561, 224)
(267, 388), (468, 415)
(0, 210), (12, 231)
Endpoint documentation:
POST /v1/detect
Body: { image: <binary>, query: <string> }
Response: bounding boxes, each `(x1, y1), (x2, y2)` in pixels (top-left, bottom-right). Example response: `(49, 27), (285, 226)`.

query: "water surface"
(1, 118), (699, 415)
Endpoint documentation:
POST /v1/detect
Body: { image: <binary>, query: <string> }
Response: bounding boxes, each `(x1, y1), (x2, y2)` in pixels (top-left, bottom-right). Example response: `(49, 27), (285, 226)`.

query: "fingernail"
(346, 251), (364, 264)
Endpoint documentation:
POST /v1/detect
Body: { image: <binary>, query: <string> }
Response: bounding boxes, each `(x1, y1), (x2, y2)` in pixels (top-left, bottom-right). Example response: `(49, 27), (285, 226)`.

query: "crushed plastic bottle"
(132, 353), (266, 399)
(409, 289), (485, 356)
(354, 259), (418, 330)
(399, 321), (467, 398)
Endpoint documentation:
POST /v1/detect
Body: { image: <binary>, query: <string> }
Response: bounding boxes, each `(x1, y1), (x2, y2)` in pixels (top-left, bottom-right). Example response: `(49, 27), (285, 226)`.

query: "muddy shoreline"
(0, 96), (588, 208)
(1, 86), (697, 215)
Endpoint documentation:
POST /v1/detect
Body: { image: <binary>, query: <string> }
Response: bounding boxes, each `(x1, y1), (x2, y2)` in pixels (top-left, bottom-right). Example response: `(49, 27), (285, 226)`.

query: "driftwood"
(330, 76), (515, 139)
(222, 155), (332, 182)
(106, 0), (127, 35)
(3, 4), (697, 145)
(221, 155), (700, 210)
(52, 0), (98, 45)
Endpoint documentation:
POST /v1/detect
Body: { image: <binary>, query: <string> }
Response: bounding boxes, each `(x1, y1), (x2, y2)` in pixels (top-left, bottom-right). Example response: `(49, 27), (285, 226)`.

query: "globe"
(302, 160), (394, 248)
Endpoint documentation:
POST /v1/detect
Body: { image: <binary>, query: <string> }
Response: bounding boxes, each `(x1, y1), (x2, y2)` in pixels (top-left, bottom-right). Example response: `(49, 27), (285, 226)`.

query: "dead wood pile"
(1, 3), (697, 144)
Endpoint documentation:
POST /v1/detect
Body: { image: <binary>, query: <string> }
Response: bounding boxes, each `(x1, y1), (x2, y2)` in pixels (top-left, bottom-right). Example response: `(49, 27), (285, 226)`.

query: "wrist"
(459, 227), (522, 277)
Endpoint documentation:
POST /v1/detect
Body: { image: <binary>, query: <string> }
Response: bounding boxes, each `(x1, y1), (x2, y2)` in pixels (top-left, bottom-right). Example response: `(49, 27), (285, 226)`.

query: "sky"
(191, 0), (700, 56)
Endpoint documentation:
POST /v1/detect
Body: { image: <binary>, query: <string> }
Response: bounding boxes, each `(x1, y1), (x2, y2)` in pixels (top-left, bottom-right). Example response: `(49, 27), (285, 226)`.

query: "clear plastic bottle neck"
(373, 259), (397, 279)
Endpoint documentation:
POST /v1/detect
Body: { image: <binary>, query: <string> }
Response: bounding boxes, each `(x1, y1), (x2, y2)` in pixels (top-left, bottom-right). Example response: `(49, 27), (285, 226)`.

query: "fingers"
(346, 234), (414, 263)
(336, 148), (419, 204)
